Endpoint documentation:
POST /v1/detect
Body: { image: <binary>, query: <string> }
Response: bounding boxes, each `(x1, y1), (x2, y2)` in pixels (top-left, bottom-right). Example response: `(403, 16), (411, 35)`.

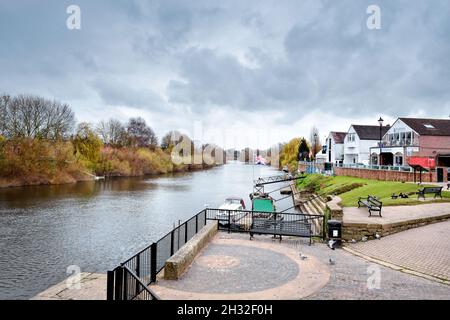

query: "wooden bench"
(417, 186), (443, 200)
(249, 217), (313, 244)
(358, 195), (382, 217)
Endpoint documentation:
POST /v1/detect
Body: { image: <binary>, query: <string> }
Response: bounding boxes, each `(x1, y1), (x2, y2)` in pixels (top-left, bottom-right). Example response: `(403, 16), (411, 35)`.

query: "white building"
(343, 125), (389, 165)
(324, 132), (346, 165)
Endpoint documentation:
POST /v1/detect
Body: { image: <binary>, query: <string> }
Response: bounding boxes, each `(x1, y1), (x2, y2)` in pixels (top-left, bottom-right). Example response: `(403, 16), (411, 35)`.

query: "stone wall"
(326, 196), (343, 221)
(334, 167), (435, 182)
(342, 213), (450, 241)
(164, 221), (218, 280)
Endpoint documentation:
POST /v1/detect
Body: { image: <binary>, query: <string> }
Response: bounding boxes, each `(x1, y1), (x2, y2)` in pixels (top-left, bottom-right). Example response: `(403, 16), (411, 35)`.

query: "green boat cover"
(252, 198), (275, 212)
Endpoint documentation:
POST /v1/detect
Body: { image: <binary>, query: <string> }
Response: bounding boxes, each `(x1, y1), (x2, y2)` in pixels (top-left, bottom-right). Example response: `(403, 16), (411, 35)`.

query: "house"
(324, 132), (346, 165)
(344, 125), (389, 165)
(369, 117), (450, 182)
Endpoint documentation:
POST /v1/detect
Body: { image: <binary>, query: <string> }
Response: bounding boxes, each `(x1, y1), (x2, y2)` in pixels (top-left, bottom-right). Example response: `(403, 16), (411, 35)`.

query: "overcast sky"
(1, 0), (449, 149)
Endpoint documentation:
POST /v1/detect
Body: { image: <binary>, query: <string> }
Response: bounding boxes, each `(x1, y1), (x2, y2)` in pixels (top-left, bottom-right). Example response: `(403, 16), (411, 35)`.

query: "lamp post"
(378, 117), (384, 165)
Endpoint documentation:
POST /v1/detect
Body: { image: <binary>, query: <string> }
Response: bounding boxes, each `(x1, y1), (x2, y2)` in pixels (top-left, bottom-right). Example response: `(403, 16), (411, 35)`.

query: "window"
(347, 134), (356, 142)
(424, 124), (435, 129)
(395, 153), (403, 166)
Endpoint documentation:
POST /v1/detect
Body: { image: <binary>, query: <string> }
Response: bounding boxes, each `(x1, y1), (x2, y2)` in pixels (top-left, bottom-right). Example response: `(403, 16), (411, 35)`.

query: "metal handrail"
(123, 266), (160, 300)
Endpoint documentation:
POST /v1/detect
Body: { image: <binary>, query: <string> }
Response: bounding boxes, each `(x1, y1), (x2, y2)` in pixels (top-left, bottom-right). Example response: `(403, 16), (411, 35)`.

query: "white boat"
(216, 197), (247, 223)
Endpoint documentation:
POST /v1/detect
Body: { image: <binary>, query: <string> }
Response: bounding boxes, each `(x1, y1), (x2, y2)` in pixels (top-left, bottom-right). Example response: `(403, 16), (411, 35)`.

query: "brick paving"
(343, 202), (450, 225)
(347, 220), (450, 282)
(151, 232), (450, 300)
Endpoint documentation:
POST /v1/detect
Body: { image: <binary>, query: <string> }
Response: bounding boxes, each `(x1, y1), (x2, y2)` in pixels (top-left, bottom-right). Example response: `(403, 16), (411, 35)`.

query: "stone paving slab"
(152, 232), (450, 300)
(343, 203), (450, 225)
(31, 272), (106, 300)
(347, 220), (450, 282)
(151, 233), (330, 300)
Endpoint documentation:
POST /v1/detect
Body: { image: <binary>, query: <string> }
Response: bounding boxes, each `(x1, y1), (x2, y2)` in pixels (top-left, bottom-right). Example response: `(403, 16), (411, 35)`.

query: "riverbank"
(0, 163), (218, 189)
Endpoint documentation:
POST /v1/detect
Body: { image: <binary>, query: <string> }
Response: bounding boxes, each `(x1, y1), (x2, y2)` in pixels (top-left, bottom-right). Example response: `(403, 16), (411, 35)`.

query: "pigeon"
(375, 233), (381, 240)
(351, 239), (357, 243)
(328, 239), (336, 250)
(329, 258), (336, 265)
(362, 236), (368, 242)
(299, 253), (308, 260)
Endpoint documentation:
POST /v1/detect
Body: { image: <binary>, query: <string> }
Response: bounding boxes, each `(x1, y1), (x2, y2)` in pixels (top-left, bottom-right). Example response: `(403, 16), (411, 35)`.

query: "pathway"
(346, 220), (450, 283)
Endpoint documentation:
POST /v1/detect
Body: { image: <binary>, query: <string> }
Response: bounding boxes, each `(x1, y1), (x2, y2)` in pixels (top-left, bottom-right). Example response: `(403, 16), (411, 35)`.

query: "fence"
(107, 209), (207, 300)
(205, 208), (324, 241)
(107, 207), (324, 300)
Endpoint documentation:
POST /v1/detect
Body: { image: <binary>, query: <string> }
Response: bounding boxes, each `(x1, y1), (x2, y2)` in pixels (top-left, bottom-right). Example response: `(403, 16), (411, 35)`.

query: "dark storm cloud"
(0, 0), (449, 122)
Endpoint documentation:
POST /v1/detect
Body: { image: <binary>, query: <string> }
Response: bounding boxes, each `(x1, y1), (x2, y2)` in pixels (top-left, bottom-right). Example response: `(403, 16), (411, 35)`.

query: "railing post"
(322, 214), (326, 241)
(184, 222), (188, 243)
(170, 230), (175, 256)
(135, 253), (140, 279)
(228, 210), (231, 233)
(123, 268), (128, 300)
(107, 270), (115, 300)
(150, 243), (157, 283)
(114, 267), (123, 301)
(195, 214), (198, 233)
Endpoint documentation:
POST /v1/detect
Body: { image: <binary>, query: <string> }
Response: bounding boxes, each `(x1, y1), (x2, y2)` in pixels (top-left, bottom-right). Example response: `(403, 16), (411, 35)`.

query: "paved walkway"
(343, 202), (450, 225)
(32, 273), (106, 300)
(151, 232), (450, 300)
(346, 220), (450, 282)
(151, 234), (330, 300)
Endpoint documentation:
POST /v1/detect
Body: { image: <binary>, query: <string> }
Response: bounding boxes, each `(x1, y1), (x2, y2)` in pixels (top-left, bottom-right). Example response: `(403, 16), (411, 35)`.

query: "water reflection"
(0, 162), (290, 299)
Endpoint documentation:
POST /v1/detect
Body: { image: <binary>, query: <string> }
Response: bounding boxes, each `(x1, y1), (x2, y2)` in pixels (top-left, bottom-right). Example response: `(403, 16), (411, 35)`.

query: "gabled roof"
(351, 125), (389, 140)
(330, 132), (347, 144)
(398, 118), (450, 136)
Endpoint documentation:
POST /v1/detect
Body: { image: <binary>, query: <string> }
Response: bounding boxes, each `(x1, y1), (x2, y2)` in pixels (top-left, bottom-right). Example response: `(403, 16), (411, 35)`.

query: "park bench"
(417, 186), (443, 200)
(358, 195), (382, 217)
(249, 216), (313, 244)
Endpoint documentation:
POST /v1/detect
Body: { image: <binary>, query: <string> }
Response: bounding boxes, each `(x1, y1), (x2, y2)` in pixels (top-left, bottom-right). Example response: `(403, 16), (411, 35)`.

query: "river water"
(0, 162), (297, 299)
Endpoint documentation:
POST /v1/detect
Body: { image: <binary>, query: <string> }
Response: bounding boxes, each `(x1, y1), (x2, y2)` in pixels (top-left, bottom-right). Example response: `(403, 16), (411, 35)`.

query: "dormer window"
(424, 124), (435, 129)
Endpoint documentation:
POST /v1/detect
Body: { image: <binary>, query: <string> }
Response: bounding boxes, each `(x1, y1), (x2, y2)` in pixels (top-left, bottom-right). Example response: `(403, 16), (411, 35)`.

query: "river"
(0, 162), (297, 299)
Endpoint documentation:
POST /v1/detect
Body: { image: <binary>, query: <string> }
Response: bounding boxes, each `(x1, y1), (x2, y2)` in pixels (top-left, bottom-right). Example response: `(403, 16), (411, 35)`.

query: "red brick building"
(370, 117), (450, 182)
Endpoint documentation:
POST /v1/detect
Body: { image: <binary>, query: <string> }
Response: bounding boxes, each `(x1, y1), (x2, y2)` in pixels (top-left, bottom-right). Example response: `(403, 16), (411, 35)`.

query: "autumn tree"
(72, 122), (103, 170)
(126, 117), (158, 149)
(280, 138), (301, 171)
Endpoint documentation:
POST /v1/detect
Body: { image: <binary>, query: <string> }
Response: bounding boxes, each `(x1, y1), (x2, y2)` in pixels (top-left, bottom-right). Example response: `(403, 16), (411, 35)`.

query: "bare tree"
(309, 126), (322, 159)
(97, 118), (127, 147)
(126, 117), (158, 149)
(160, 130), (182, 151)
(0, 94), (74, 139)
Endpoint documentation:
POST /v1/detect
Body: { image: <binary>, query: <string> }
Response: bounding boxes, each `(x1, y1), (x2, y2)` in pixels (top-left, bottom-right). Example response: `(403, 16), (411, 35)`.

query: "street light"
(378, 117), (384, 165)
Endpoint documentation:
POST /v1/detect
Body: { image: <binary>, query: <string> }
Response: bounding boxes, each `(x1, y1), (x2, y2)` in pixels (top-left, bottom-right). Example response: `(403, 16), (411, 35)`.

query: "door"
(437, 168), (444, 183)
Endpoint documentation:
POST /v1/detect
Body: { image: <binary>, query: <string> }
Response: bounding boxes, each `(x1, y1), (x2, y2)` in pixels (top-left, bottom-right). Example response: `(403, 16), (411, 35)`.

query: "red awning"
(407, 157), (436, 169)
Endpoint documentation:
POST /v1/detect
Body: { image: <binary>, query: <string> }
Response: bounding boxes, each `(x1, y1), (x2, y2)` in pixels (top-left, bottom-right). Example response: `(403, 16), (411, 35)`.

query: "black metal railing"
(107, 207), (324, 300)
(107, 209), (207, 300)
(107, 266), (160, 300)
(205, 208), (324, 240)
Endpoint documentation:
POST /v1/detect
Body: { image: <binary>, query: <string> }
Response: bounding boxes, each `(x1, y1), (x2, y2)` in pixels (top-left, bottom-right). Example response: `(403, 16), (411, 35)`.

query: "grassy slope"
(297, 174), (450, 207)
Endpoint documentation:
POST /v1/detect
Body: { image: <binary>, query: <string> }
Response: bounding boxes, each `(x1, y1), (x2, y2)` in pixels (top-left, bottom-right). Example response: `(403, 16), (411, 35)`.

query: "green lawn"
(297, 174), (450, 207)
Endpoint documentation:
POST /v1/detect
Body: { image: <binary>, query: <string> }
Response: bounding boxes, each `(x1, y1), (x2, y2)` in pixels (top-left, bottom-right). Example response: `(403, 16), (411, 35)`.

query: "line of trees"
(0, 93), (223, 187)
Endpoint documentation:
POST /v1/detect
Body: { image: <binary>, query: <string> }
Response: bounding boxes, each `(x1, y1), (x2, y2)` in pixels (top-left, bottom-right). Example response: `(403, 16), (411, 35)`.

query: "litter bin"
(327, 220), (342, 247)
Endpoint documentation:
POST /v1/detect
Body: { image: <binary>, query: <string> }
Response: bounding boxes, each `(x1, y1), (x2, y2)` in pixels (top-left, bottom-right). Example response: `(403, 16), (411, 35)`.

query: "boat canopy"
(252, 198), (274, 212)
